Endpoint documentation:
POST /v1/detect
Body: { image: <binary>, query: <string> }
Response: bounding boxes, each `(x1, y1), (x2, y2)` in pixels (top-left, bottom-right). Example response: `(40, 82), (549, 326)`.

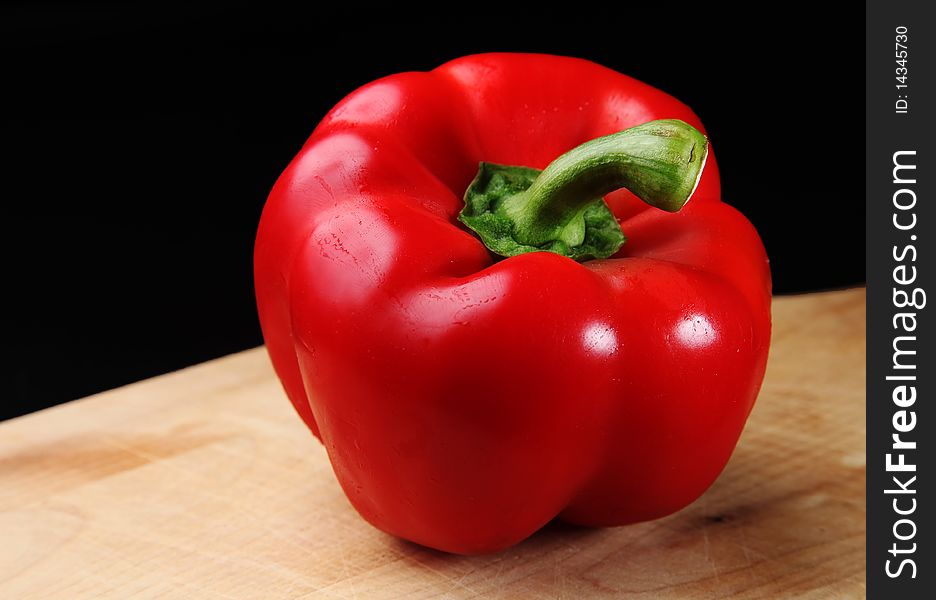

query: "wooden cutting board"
(0, 289), (866, 599)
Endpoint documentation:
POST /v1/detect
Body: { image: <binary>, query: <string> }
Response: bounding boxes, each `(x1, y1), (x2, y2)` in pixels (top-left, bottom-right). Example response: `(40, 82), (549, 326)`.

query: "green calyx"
(458, 119), (709, 262)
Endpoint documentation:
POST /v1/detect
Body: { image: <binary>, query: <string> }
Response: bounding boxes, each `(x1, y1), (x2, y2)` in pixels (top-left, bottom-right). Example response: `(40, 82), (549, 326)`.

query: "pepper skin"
(254, 53), (771, 554)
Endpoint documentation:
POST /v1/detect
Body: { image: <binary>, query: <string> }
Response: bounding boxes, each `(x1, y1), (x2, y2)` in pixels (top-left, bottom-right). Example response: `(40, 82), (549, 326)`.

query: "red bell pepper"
(254, 53), (771, 554)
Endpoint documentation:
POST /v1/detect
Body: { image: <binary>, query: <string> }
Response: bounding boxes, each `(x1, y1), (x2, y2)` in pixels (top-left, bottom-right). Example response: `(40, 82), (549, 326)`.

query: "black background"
(3, 6), (864, 420)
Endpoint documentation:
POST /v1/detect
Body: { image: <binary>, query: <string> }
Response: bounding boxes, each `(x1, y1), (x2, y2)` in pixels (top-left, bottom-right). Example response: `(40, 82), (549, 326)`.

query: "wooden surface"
(1, 289), (866, 599)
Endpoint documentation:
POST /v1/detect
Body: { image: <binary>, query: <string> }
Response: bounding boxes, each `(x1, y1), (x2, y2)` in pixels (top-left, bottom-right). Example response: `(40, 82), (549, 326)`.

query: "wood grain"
(0, 289), (866, 599)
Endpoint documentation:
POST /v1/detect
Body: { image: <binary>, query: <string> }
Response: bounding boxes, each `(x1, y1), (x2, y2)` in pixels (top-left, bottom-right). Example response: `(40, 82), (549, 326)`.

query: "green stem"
(458, 119), (708, 261)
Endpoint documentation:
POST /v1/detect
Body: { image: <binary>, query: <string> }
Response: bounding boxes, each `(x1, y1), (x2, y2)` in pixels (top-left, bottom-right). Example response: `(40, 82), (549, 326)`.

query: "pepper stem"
(458, 119), (708, 261)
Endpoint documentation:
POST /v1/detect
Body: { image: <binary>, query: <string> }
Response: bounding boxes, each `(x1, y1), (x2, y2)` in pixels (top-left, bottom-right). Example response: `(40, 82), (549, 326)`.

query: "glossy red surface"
(254, 54), (771, 554)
